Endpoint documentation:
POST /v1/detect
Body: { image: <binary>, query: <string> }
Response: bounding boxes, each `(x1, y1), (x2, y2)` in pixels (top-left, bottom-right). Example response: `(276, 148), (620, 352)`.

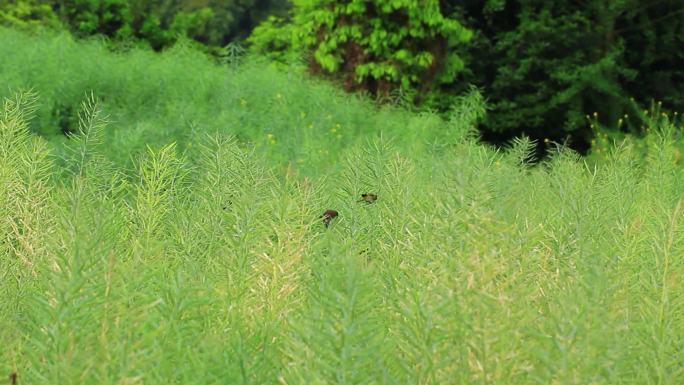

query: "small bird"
(320, 209), (339, 227)
(357, 193), (378, 203)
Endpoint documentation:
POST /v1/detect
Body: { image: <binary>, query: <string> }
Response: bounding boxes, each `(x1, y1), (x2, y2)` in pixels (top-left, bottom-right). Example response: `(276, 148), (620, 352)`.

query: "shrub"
(0, 0), (61, 31)
(249, 0), (472, 102)
(448, 0), (684, 151)
(1, 0), (289, 50)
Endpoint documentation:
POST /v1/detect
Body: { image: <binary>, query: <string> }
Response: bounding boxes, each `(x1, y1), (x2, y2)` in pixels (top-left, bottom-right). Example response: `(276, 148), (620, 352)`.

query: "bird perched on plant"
(357, 193), (378, 203)
(320, 209), (338, 227)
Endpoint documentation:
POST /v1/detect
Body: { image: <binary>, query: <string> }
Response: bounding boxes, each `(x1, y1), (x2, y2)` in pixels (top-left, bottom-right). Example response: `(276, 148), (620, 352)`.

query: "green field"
(1, 28), (683, 384)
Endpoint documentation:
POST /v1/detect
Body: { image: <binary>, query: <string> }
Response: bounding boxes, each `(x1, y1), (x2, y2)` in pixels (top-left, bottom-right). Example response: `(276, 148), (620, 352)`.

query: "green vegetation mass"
(1, 28), (684, 384)
(0, 27), (458, 176)
(252, 0), (684, 150)
(0, 0), (288, 50)
(4, 1), (684, 153)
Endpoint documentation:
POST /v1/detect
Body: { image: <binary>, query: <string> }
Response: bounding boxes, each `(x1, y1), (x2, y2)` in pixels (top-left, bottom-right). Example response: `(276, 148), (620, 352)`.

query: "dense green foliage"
(0, 0), (288, 49)
(251, 1), (684, 152)
(1, 29), (684, 384)
(0, 0), (61, 30)
(3, 77), (684, 383)
(4, 2), (682, 154)
(449, 0), (684, 151)
(0, 27), (467, 175)
(250, 0), (472, 104)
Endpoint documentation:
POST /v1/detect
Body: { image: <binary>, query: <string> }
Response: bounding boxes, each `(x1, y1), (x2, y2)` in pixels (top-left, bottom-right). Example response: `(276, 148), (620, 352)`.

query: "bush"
(251, 0), (684, 155)
(0, 0), (61, 31)
(249, 0), (472, 103)
(448, 0), (684, 151)
(1, 0), (289, 50)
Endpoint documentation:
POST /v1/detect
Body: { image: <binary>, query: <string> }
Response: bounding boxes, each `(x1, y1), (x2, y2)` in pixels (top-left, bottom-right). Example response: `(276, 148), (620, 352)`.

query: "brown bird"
(320, 209), (338, 227)
(357, 193), (378, 203)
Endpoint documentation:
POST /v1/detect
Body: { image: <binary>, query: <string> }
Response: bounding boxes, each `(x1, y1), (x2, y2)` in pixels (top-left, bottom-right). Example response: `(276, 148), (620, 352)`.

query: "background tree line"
(2, 0), (683, 153)
(0, 0), (288, 50)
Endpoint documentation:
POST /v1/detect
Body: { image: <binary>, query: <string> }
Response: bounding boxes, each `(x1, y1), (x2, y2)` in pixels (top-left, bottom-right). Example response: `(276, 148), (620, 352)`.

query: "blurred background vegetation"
(1, 0), (683, 156)
(0, 0), (289, 50)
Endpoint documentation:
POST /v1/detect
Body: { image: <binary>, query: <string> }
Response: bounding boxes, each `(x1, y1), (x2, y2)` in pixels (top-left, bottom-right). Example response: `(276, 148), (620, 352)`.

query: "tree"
(4, 0), (289, 50)
(448, 0), (684, 151)
(0, 0), (61, 31)
(250, 0), (473, 102)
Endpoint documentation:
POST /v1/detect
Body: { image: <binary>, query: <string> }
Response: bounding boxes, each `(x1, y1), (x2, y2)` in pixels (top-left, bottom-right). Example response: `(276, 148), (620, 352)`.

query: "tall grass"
(2, 83), (683, 384)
